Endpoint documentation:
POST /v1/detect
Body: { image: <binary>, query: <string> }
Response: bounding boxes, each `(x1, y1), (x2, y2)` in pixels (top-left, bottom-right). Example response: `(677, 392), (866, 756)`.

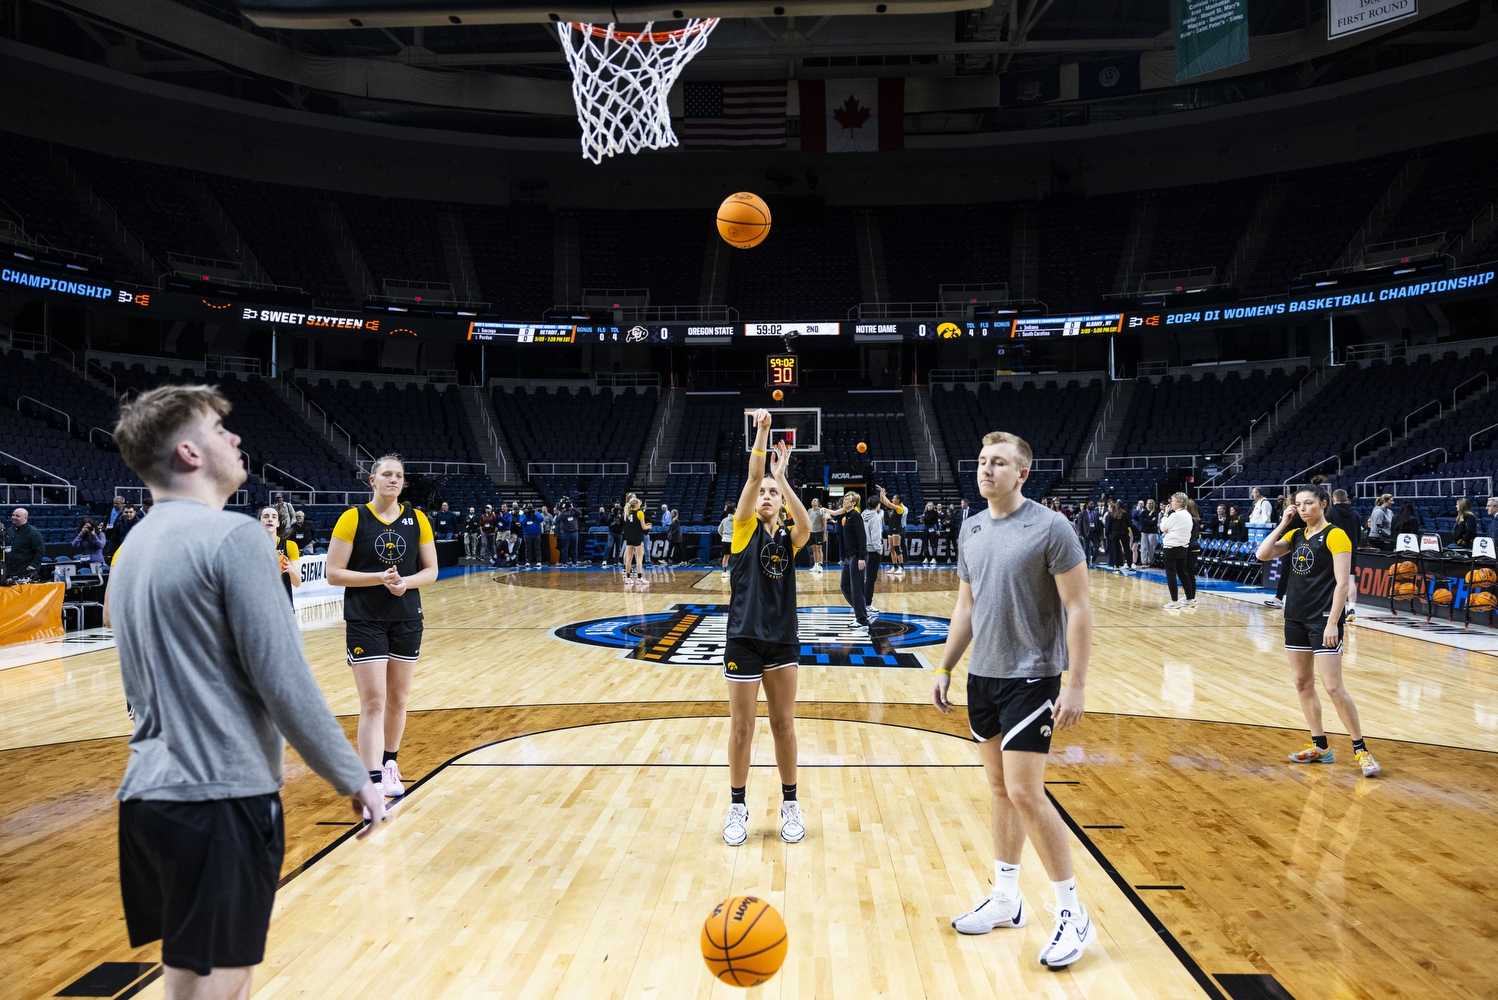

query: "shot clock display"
(767, 355), (799, 387)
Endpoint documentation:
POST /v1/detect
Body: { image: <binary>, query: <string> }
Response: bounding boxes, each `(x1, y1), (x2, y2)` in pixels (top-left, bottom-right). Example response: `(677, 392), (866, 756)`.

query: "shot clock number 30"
(767, 355), (799, 388)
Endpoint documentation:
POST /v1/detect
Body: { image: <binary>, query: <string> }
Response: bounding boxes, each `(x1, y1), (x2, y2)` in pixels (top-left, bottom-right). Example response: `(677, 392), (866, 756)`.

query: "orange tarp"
(0, 582), (66, 645)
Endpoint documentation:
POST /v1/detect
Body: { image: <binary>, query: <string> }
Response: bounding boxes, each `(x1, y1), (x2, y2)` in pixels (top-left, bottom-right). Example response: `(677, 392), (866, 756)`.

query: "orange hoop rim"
(565, 17), (720, 42)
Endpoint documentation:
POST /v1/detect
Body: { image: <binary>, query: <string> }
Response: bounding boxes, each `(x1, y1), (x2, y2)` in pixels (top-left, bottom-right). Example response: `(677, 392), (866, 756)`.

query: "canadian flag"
(798, 79), (904, 153)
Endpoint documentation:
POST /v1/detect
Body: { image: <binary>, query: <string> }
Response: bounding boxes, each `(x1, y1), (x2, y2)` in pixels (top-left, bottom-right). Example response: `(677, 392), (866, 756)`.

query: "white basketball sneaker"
(362, 782), (385, 820)
(381, 760), (405, 797)
(780, 801), (805, 843)
(1038, 905), (1097, 968)
(951, 892), (1026, 934)
(723, 802), (749, 846)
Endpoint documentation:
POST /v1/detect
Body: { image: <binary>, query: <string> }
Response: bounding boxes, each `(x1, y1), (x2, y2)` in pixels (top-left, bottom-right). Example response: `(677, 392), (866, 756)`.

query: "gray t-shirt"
(807, 507), (825, 533)
(956, 499), (1085, 679)
(112, 499), (368, 802)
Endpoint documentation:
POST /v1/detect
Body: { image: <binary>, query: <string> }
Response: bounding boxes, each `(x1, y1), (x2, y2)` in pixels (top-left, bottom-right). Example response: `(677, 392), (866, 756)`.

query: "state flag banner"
(798, 78), (905, 153)
(999, 65), (1061, 106)
(680, 81), (788, 150)
(1078, 55), (1141, 100)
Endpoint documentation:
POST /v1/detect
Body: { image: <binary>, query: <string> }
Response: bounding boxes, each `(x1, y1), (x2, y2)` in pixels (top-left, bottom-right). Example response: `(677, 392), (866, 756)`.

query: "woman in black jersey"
(722, 409), (812, 849)
(326, 455), (440, 808)
(621, 494), (651, 588)
(1256, 481), (1381, 777)
(258, 505), (301, 604)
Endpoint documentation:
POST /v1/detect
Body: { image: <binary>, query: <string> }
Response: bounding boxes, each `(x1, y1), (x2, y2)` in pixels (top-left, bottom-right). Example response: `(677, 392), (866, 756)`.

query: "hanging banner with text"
(1327, 0), (1418, 38)
(1175, 0), (1249, 81)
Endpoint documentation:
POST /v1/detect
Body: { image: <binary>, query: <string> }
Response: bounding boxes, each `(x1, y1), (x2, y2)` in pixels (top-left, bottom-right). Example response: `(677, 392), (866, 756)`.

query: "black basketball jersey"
(727, 517), (800, 644)
(884, 503), (905, 533)
(332, 503), (431, 621)
(1284, 523), (1351, 620)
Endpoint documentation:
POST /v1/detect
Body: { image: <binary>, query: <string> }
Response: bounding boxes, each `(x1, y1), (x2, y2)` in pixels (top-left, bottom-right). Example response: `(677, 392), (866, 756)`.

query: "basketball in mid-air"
(717, 192), (771, 248)
(701, 896), (788, 987)
(772, 389), (783, 401)
(857, 442), (867, 453)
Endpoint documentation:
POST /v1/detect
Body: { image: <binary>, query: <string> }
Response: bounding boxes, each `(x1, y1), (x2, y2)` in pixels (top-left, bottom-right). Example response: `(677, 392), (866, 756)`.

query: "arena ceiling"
(9, 0), (1495, 136)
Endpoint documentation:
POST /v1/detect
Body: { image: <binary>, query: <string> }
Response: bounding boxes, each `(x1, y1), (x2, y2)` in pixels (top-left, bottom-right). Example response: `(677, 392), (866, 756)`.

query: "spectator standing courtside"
(462, 507), (479, 559)
(520, 505), (544, 566)
(105, 504), (138, 563)
(541, 505), (555, 564)
(73, 518), (106, 564)
(1390, 501), (1422, 540)
(435, 502), (457, 540)
(288, 510), (316, 554)
(478, 505), (498, 561)
(832, 493), (871, 631)
(806, 498), (826, 573)
(556, 501), (580, 566)
(274, 493), (295, 540)
(107, 495), (126, 528)
(718, 503), (735, 580)
(1140, 499), (1160, 567)
(5, 508), (46, 583)
(1368, 494), (1394, 549)
(1486, 497), (1498, 550)
(1249, 488), (1273, 526)
(862, 497), (883, 616)
(667, 509), (683, 566)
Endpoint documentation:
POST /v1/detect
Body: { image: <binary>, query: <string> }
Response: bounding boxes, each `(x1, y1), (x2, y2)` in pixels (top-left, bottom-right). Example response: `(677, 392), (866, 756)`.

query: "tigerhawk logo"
(353, 647), (364, 655)
(1040, 725), (1052, 737)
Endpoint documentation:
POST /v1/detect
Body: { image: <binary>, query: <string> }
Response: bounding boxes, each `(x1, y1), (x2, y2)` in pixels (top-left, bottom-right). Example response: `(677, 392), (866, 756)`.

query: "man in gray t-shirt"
(933, 431), (1098, 970)
(108, 384), (384, 996)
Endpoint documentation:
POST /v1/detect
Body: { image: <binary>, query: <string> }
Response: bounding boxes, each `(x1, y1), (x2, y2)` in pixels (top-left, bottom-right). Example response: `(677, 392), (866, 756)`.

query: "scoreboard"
(767, 354), (799, 387)
(1010, 313), (1125, 338)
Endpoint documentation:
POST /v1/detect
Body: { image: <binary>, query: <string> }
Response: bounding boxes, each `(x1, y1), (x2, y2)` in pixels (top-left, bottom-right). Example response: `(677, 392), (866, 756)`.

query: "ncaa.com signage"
(293, 553), (345, 607)
(1328, 0), (1416, 38)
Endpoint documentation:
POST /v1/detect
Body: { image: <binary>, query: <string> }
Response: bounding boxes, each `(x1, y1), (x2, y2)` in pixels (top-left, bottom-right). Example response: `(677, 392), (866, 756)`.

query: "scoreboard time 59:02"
(767, 355), (799, 387)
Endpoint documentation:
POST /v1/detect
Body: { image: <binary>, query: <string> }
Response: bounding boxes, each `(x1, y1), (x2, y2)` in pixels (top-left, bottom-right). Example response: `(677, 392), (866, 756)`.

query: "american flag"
(679, 81), (787, 150)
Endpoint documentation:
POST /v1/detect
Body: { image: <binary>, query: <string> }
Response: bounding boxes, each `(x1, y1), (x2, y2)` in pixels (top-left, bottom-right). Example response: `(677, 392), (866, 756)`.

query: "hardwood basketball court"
(3, 565), (1495, 1000)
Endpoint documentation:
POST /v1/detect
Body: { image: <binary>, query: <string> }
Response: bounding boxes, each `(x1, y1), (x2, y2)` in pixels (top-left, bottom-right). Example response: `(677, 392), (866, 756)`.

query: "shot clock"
(767, 354), (799, 388)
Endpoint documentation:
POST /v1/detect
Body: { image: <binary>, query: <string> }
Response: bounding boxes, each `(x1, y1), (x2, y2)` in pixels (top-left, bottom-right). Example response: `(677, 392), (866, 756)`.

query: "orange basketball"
(701, 895), (787, 988)
(1470, 591), (1496, 608)
(1394, 560), (1418, 576)
(717, 192), (771, 249)
(1432, 588), (1455, 605)
(1467, 568), (1496, 585)
(772, 389), (783, 401)
(1394, 582), (1420, 596)
(856, 442), (867, 453)
(278, 551), (290, 573)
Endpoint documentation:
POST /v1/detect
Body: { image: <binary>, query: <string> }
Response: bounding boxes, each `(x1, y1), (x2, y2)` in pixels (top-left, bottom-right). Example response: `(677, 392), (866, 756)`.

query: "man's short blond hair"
(114, 384), (231, 485)
(980, 431), (1033, 469)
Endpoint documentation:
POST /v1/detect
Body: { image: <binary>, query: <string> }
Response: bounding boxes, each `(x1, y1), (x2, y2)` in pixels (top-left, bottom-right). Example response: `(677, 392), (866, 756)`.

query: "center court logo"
(550, 603), (951, 668)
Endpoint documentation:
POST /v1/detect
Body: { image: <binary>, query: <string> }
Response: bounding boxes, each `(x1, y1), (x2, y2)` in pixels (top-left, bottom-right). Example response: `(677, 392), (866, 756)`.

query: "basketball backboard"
(744, 408), (820, 454)
(237, 0), (991, 30)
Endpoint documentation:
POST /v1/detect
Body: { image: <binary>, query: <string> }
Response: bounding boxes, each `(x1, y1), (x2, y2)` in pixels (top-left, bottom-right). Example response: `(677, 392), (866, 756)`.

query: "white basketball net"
(557, 19), (721, 164)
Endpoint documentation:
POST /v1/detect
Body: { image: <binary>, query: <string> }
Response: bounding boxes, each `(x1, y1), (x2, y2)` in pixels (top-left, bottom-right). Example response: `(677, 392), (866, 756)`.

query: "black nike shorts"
(119, 793), (284, 975)
(809, 531), (825, 546)
(346, 618), (424, 665)
(724, 637), (799, 682)
(966, 674), (1063, 752)
(1285, 613), (1344, 655)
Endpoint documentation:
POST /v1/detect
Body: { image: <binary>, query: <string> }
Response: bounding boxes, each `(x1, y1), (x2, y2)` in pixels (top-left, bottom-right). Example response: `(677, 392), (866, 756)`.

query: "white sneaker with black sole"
(952, 892), (1026, 934)
(779, 801), (805, 843)
(722, 802), (749, 846)
(1038, 905), (1097, 969)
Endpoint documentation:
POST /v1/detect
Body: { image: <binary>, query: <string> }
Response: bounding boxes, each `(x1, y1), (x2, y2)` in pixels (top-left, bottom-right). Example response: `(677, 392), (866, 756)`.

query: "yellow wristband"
(751, 448), (768, 456)
(936, 669), (951, 675)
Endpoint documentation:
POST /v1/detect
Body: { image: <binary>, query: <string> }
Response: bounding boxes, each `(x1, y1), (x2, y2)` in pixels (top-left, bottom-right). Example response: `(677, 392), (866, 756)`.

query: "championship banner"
(0, 582), (65, 646)
(292, 554), (345, 608)
(1327, 0), (1417, 38)
(1175, 0), (1249, 82)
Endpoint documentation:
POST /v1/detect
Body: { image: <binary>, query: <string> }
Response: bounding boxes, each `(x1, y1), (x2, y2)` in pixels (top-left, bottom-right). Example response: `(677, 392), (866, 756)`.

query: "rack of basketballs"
(1390, 536), (1498, 625)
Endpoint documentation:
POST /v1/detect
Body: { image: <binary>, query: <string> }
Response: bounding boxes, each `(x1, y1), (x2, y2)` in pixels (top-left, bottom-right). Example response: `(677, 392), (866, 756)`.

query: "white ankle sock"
(1051, 878), (1080, 914)
(995, 861), (1021, 899)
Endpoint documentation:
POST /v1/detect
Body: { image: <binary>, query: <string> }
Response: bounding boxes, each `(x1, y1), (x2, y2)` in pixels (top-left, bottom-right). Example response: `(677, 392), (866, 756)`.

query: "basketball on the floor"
(857, 442), (867, 452)
(700, 896), (787, 987)
(773, 389), (783, 401)
(717, 192), (771, 248)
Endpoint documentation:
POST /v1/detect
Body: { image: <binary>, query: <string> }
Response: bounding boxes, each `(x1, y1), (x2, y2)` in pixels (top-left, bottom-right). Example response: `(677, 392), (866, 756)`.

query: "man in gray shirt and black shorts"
(932, 430), (1098, 970)
(108, 384), (384, 1000)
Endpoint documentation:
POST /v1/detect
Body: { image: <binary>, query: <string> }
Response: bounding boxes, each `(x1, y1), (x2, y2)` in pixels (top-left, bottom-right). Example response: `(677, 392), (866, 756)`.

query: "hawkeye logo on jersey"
(375, 531), (407, 564)
(1291, 543), (1315, 574)
(550, 603), (951, 669)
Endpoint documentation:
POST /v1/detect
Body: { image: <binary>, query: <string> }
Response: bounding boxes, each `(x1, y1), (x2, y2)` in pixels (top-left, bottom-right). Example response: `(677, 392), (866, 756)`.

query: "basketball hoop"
(557, 19), (720, 164)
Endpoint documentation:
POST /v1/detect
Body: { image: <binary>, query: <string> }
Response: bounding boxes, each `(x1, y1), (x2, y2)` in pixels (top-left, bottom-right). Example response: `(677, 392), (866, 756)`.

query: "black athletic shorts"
(1285, 613), (1344, 655)
(346, 618), (424, 665)
(119, 793), (284, 975)
(967, 674), (1063, 752)
(724, 637), (799, 682)
(809, 531), (825, 546)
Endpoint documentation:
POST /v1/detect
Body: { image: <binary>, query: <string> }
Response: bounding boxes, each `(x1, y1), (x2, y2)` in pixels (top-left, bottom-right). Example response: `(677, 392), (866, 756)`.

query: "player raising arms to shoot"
(933, 431), (1099, 969)
(327, 455), (440, 809)
(722, 409), (812, 847)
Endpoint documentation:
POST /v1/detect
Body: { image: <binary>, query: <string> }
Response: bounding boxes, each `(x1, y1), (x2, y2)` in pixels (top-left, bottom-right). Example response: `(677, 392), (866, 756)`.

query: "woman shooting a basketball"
(259, 505), (302, 604)
(326, 454), (440, 812)
(722, 409), (811, 848)
(621, 494), (651, 588)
